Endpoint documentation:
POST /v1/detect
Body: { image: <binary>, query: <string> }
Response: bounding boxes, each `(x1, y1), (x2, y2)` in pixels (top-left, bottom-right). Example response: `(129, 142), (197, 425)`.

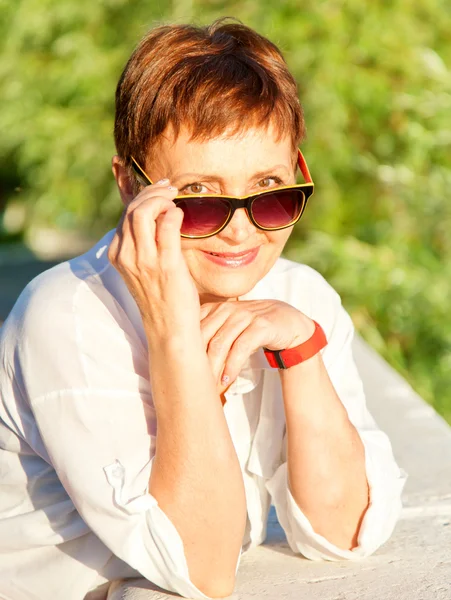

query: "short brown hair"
(114, 18), (305, 172)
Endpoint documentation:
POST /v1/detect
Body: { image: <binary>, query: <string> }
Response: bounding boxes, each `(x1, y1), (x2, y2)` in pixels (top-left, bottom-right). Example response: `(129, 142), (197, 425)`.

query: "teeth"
(208, 251), (250, 258)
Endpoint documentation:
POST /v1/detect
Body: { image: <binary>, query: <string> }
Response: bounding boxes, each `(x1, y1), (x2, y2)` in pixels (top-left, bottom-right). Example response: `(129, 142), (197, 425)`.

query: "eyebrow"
(171, 164), (291, 184)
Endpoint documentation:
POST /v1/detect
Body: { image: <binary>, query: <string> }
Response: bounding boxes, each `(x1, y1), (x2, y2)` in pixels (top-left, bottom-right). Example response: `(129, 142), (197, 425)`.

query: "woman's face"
(147, 123), (297, 303)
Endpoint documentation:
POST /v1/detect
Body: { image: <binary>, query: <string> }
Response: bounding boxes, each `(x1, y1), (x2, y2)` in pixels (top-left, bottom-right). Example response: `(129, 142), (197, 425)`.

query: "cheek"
(265, 228), (292, 250)
(180, 239), (201, 265)
(180, 247), (208, 279)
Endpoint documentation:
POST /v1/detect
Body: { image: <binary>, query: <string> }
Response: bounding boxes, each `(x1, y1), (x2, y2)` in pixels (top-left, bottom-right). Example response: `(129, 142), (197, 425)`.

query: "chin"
(198, 271), (261, 301)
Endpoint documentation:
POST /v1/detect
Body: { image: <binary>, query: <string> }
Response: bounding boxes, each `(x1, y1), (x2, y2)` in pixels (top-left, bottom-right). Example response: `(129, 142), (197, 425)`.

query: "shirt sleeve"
(265, 283), (407, 561)
(31, 390), (217, 598)
(13, 273), (221, 599)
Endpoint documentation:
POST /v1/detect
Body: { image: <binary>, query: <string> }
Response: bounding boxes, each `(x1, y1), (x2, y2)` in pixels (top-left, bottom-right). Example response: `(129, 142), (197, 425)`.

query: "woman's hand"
(200, 300), (315, 393)
(108, 179), (200, 339)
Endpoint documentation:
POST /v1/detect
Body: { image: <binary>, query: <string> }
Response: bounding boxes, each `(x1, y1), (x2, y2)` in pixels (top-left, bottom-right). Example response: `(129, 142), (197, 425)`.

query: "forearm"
(280, 353), (369, 550)
(147, 329), (247, 597)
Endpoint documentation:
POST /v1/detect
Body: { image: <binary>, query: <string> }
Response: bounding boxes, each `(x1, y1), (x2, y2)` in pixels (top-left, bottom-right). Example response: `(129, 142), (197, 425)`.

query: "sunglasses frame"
(129, 149), (315, 239)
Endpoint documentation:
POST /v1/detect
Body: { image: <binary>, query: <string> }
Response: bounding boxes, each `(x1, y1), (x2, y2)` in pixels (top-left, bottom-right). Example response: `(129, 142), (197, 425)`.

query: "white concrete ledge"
(107, 336), (451, 600)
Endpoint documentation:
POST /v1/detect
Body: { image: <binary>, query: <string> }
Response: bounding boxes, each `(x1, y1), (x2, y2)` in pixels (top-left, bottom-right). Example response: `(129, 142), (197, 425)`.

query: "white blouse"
(0, 230), (406, 600)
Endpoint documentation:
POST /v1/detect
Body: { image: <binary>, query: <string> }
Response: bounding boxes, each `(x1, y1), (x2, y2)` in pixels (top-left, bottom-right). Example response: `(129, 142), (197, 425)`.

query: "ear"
(112, 155), (136, 206)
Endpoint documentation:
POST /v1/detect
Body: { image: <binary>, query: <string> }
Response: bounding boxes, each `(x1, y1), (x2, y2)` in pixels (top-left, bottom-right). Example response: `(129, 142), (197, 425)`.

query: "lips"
(201, 246), (261, 268)
(207, 249), (256, 257)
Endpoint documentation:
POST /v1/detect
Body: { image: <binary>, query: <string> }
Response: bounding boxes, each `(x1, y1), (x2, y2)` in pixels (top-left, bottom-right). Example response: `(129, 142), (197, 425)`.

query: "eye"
(258, 176), (284, 188)
(180, 182), (208, 194)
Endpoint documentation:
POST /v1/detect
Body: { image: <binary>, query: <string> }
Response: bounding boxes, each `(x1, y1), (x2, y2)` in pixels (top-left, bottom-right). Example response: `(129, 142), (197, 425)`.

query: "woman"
(0, 18), (406, 600)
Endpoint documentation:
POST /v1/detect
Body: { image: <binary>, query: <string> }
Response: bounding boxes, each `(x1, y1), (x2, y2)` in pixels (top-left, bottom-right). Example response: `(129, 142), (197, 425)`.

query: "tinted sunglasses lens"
(176, 198), (231, 237)
(252, 189), (305, 228)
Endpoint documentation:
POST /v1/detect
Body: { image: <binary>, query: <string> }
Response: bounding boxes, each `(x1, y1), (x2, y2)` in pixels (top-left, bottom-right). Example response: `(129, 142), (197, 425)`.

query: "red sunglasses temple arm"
(297, 149), (313, 184)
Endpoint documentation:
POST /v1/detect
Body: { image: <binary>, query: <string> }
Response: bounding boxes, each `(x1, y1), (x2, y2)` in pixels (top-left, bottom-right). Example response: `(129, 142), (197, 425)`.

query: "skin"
(109, 122), (369, 597)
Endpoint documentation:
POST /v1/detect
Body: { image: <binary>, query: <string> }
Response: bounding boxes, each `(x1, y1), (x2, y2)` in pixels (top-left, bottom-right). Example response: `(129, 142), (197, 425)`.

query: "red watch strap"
(263, 320), (327, 369)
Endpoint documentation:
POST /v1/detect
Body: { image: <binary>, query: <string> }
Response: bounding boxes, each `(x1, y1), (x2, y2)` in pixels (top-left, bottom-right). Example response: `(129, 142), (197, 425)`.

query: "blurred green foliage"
(1, 0), (450, 422)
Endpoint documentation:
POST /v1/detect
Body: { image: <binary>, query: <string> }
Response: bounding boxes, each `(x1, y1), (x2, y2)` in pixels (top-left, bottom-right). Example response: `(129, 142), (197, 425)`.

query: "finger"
(128, 180), (179, 213)
(129, 192), (179, 267)
(111, 183), (178, 270)
(128, 183), (179, 223)
(199, 302), (217, 322)
(199, 304), (228, 349)
(139, 184), (179, 246)
(222, 322), (267, 385)
(134, 178), (176, 199)
(155, 204), (185, 270)
(206, 311), (253, 384)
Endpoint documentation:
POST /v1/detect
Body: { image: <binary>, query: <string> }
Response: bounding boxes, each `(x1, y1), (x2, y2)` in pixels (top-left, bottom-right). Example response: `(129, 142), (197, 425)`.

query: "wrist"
(286, 314), (316, 349)
(279, 352), (323, 379)
(264, 318), (327, 369)
(145, 324), (203, 353)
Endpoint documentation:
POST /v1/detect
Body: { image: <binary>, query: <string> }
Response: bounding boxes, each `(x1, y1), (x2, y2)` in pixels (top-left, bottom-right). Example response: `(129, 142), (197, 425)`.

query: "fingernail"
(221, 374), (230, 385)
(156, 178), (169, 184)
(167, 186), (178, 191)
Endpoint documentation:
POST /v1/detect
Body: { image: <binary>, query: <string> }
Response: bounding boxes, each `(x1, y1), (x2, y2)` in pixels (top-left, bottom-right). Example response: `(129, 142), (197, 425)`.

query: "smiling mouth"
(200, 246), (261, 268)
(203, 247), (260, 257)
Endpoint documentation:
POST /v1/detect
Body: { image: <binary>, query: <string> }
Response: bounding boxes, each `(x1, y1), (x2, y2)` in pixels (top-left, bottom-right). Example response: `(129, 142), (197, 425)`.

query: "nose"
(218, 206), (257, 244)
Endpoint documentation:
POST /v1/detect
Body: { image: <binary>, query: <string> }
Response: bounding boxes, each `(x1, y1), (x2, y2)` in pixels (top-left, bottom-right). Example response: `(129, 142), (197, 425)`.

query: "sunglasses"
(130, 149), (314, 239)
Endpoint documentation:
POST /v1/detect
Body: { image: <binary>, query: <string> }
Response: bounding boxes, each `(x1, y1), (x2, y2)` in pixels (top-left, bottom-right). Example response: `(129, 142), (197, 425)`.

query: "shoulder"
(2, 230), (118, 337)
(244, 256), (353, 345)
(256, 256), (341, 313)
(0, 231), (144, 399)
(269, 258), (358, 368)
(274, 256), (339, 287)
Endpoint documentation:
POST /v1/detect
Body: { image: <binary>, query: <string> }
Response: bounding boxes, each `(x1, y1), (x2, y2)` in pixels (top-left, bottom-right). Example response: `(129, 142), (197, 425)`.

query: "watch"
(263, 320), (327, 369)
